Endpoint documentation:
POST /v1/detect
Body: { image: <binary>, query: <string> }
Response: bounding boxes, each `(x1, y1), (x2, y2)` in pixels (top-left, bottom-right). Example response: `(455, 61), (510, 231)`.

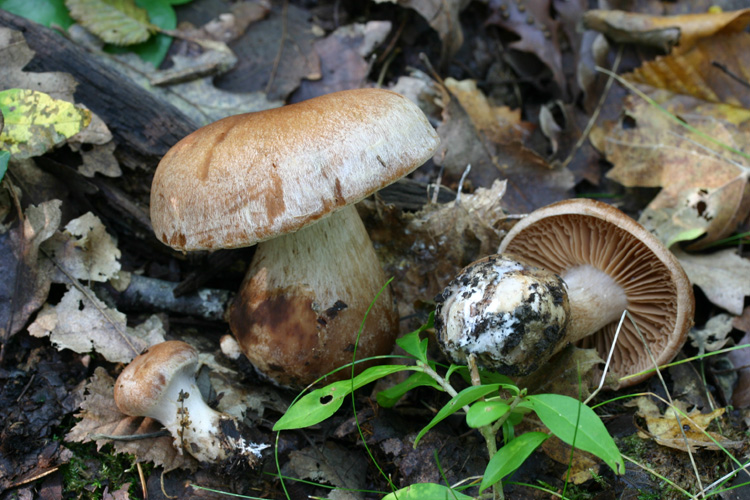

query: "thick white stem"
(561, 265), (628, 344)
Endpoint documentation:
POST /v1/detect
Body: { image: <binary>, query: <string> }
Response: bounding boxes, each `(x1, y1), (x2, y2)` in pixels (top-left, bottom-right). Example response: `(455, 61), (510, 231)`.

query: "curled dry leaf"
(630, 396), (741, 452)
(583, 8), (750, 55)
(596, 92), (750, 249)
(689, 313), (734, 356)
(66, 367), (197, 472)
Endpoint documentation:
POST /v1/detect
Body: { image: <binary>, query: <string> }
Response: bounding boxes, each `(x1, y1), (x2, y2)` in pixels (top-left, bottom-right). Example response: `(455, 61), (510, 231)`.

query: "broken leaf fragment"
(65, 0), (156, 45)
(0, 88), (92, 158)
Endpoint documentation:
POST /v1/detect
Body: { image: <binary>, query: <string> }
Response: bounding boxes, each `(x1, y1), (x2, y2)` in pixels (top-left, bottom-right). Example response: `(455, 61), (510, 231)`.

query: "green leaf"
(414, 384), (502, 447)
(381, 483), (474, 500)
(273, 365), (414, 431)
(0, 0), (74, 28)
(480, 432), (549, 491)
(65, 0), (155, 45)
(396, 312), (433, 363)
(466, 400), (510, 428)
(0, 150), (9, 182)
(0, 89), (91, 159)
(377, 371), (442, 408)
(527, 394), (625, 475)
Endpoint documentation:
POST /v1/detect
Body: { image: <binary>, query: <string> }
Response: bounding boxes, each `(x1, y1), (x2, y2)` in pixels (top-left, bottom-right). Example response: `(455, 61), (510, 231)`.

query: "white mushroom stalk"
(114, 341), (268, 466)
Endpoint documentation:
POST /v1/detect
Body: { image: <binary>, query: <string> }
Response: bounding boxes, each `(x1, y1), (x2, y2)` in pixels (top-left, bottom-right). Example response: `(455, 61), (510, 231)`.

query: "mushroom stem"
(229, 204), (398, 388)
(560, 265), (629, 347)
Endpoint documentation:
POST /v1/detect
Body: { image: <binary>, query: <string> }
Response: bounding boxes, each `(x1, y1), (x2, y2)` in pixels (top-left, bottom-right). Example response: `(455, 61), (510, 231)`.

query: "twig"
(89, 430), (170, 441)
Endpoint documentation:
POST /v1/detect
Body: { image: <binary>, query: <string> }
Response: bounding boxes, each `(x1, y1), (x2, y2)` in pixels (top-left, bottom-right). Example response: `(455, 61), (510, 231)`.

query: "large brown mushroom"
(436, 199), (694, 388)
(150, 89), (440, 388)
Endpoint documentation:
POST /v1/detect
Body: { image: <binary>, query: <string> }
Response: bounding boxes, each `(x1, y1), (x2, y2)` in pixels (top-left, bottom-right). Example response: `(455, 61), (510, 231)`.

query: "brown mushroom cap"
(114, 341), (198, 417)
(498, 199), (695, 387)
(150, 88), (440, 251)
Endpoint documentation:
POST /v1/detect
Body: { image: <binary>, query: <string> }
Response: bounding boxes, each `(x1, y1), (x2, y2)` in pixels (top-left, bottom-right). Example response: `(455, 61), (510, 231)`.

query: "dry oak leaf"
(627, 31), (750, 109)
(674, 248), (750, 316)
(487, 0), (565, 93)
(66, 367), (196, 472)
(597, 92), (750, 249)
(583, 8), (750, 55)
(630, 396), (741, 452)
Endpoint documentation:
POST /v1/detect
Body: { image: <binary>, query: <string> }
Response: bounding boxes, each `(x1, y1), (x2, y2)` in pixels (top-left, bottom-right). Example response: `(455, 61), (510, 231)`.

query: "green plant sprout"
(273, 312), (625, 500)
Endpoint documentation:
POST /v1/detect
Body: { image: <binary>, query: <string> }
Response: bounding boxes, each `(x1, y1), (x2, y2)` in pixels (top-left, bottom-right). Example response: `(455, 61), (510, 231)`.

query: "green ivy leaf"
(414, 384), (502, 447)
(527, 394), (625, 475)
(65, 0), (156, 46)
(466, 400), (510, 428)
(480, 432), (549, 491)
(274, 364), (415, 431)
(0, 89), (91, 158)
(381, 483), (474, 500)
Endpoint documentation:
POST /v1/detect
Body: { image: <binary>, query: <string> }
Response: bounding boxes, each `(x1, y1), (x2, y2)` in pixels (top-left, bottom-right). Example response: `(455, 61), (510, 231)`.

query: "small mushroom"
(436, 199), (694, 387)
(114, 341), (267, 465)
(150, 89), (440, 388)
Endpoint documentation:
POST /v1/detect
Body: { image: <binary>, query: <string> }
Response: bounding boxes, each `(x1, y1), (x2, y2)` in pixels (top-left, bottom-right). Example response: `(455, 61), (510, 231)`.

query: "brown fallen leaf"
(596, 92), (750, 249)
(288, 442), (367, 500)
(689, 313), (734, 356)
(66, 367), (197, 472)
(433, 79), (574, 212)
(487, 0), (566, 93)
(627, 32), (750, 110)
(541, 435), (600, 484)
(674, 248), (750, 315)
(291, 21), (391, 103)
(0, 200), (60, 349)
(583, 8), (750, 55)
(630, 396), (741, 452)
(375, 0), (468, 66)
(727, 328), (750, 408)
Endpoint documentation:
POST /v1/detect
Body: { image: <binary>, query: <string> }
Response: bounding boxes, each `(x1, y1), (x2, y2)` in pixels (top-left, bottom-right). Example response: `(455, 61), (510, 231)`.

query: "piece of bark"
(0, 10), (199, 170)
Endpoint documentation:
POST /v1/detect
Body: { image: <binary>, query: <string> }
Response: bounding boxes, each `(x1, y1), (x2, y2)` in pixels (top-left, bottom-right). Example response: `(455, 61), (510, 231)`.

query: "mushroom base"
(229, 205), (399, 389)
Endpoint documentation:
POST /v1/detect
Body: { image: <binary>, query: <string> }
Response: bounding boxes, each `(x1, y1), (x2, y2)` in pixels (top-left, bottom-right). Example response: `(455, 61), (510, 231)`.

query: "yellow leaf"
(0, 89), (92, 158)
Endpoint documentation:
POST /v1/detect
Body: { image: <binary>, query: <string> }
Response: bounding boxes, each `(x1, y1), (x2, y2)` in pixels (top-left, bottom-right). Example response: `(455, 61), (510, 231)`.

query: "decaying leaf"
(583, 8), (750, 55)
(0, 89), (92, 159)
(27, 287), (163, 363)
(541, 435), (600, 484)
(292, 21), (391, 102)
(487, 0), (565, 92)
(288, 442), (367, 500)
(0, 28), (78, 101)
(42, 212), (122, 283)
(674, 248), (750, 315)
(596, 92), (750, 249)
(66, 367), (197, 472)
(689, 313), (733, 356)
(433, 79), (573, 212)
(65, 0), (156, 46)
(517, 345), (606, 398)
(727, 330), (750, 408)
(630, 396), (740, 452)
(365, 180), (511, 320)
(0, 200), (60, 345)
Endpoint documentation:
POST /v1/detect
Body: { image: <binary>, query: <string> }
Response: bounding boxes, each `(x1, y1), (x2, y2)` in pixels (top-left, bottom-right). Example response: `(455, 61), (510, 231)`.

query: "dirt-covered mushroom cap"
(435, 254), (570, 376)
(150, 89), (440, 389)
(114, 341), (267, 465)
(498, 199), (694, 387)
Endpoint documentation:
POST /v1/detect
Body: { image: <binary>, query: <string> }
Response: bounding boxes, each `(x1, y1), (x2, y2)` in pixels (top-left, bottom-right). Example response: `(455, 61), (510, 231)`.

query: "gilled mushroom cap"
(151, 88), (440, 251)
(498, 199), (694, 387)
(114, 341), (198, 416)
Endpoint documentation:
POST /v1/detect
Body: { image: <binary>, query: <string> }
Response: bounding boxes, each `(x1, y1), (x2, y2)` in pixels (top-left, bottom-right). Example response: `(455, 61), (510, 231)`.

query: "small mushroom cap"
(151, 88), (440, 251)
(498, 199), (695, 387)
(114, 341), (198, 417)
(435, 254), (570, 376)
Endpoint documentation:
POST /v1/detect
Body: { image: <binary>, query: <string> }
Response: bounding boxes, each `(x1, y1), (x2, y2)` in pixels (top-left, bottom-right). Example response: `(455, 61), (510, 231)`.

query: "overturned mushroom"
(150, 89), (440, 388)
(436, 199), (694, 387)
(114, 341), (267, 466)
